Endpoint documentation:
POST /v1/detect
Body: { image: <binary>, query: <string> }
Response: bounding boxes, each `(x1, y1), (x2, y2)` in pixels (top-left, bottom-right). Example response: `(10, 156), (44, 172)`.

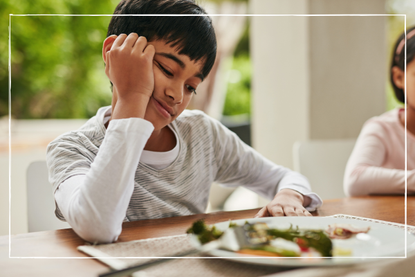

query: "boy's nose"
(166, 86), (183, 104)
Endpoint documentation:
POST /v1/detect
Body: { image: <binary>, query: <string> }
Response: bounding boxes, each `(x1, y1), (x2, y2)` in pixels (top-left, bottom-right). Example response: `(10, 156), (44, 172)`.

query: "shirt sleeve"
(344, 120), (415, 196)
(209, 118), (322, 211)
(47, 118), (154, 243)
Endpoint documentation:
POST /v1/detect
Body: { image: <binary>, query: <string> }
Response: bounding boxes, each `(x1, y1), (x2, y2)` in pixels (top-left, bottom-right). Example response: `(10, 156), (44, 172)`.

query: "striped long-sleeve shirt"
(47, 106), (321, 243)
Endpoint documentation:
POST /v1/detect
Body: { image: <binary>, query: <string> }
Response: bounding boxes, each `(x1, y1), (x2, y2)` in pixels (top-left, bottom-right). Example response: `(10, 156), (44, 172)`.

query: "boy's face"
(144, 40), (204, 131)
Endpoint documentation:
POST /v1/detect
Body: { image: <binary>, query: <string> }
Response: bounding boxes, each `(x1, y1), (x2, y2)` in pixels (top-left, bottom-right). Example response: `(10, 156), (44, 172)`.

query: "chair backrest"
(293, 139), (356, 200)
(26, 160), (70, 232)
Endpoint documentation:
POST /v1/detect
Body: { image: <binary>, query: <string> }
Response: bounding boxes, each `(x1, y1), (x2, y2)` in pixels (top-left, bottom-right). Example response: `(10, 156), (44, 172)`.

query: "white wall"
(308, 1), (387, 139)
(250, 0), (387, 169)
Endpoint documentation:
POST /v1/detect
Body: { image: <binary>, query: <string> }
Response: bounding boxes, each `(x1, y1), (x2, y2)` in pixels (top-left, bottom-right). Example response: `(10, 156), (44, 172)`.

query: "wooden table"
(1, 196), (413, 277)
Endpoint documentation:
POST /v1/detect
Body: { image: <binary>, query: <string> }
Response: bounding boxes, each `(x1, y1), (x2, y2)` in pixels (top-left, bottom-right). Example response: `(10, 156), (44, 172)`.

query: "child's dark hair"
(390, 25), (415, 103)
(107, 0), (217, 80)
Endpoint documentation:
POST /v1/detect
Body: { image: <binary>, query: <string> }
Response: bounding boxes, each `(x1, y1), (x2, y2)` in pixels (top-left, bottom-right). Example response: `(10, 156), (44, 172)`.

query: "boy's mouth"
(152, 97), (174, 118)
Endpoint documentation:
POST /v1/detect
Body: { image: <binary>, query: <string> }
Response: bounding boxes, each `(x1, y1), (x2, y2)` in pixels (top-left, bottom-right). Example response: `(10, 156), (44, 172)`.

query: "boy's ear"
(102, 35), (117, 63)
(392, 66), (405, 89)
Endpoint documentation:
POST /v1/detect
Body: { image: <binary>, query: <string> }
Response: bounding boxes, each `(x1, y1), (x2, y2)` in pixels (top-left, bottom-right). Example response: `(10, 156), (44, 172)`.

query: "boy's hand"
(104, 33), (155, 119)
(254, 189), (312, 217)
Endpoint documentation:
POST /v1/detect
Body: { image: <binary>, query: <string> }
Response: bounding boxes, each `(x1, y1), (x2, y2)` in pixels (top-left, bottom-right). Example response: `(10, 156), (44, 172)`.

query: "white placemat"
(79, 234), (286, 277)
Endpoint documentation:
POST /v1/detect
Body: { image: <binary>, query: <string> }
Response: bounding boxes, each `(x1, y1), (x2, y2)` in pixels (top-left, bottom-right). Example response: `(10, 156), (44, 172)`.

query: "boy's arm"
(210, 115), (322, 216)
(48, 33), (156, 243)
(103, 33), (155, 120)
(49, 118), (154, 243)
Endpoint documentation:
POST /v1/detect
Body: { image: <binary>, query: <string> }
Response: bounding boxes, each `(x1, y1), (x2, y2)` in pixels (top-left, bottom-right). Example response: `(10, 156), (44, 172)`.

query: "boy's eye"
(156, 62), (173, 77)
(186, 85), (197, 95)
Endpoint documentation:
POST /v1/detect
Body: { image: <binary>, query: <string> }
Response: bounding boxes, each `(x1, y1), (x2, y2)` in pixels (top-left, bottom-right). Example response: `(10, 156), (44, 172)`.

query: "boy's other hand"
(103, 33), (155, 119)
(254, 189), (312, 217)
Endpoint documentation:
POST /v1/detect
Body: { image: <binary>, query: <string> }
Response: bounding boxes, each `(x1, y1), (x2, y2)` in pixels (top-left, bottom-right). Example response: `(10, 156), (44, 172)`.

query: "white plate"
(193, 217), (415, 267)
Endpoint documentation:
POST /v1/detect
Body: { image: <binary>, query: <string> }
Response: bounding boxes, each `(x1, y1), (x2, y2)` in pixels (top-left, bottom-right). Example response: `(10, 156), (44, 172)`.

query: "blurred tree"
(222, 22), (251, 116)
(222, 54), (251, 116)
(0, 0), (117, 119)
(1, 0), (250, 119)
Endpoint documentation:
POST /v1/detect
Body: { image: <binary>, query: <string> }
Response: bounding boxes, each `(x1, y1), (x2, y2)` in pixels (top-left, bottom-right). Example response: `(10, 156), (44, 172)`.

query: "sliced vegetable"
(240, 245), (300, 257)
(326, 224), (370, 239)
(236, 249), (281, 257)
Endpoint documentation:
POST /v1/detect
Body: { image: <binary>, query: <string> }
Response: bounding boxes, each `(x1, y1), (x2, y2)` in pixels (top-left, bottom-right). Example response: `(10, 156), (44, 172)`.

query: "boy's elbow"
(66, 213), (121, 244)
(74, 224), (121, 244)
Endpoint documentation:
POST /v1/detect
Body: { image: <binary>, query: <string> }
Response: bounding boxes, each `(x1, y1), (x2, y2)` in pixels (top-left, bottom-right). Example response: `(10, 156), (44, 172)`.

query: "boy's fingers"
(294, 208), (305, 216)
(143, 44), (155, 57)
(132, 36), (149, 53)
(112, 33), (128, 48)
(303, 209), (312, 217)
(123, 33), (139, 48)
(267, 205), (284, 217)
(282, 207), (296, 217)
(254, 206), (269, 218)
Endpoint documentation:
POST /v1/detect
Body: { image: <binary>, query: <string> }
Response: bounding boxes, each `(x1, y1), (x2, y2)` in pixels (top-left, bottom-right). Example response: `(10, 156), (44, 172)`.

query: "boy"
(47, 0), (322, 244)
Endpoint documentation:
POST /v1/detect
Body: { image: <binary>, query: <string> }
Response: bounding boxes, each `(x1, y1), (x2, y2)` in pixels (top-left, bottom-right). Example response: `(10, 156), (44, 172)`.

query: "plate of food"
(186, 216), (415, 267)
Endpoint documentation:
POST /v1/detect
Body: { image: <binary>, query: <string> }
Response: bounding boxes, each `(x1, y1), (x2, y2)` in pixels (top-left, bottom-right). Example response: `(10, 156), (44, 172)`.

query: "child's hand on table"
(103, 33), (155, 119)
(255, 189), (312, 217)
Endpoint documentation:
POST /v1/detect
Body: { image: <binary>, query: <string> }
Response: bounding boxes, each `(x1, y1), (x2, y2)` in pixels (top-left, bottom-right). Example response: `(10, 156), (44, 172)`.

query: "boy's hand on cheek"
(254, 189), (312, 218)
(105, 33), (155, 118)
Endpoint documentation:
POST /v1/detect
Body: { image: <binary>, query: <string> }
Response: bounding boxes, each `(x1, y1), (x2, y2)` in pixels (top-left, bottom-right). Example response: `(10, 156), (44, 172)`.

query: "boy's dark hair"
(390, 25), (415, 103)
(107, 0), (217, 80)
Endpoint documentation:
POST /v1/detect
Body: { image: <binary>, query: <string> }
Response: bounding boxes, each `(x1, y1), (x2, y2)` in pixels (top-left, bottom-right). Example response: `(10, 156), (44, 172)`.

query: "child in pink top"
(344, 26), (415, 196)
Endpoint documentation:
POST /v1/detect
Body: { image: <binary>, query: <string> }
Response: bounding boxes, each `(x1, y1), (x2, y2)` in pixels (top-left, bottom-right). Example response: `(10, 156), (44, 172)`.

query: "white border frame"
(8, 13), (408, 261)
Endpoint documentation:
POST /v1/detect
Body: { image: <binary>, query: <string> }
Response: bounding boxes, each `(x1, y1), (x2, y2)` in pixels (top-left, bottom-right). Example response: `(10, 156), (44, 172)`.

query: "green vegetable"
(228, 222), (238, 228)
(186, 219), (206, 235)
(186, 219), (223, 244)
(186, 220), (333, 257)
(267, 227), (332, 257)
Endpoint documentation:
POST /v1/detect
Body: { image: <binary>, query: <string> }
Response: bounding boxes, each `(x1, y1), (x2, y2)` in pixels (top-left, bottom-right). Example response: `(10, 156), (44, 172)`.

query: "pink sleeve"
(344, 120), (415, 196)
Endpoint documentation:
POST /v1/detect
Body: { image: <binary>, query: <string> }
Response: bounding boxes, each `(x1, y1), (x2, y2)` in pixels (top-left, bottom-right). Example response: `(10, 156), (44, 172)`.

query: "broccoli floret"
(186, 219), (207, 235)
(186, 219), (223, 244)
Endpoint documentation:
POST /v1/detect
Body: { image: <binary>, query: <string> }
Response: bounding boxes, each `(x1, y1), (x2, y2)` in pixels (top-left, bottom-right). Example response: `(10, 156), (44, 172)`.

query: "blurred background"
(1, 0), (414, 236)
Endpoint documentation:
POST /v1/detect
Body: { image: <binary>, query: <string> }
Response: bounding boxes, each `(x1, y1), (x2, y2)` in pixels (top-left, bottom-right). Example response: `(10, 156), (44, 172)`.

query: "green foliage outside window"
(222, 55), (251, 116)
(222, 22), (251, 116)
(1, 0), (117, 119)
(1, 0), (251, 119)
